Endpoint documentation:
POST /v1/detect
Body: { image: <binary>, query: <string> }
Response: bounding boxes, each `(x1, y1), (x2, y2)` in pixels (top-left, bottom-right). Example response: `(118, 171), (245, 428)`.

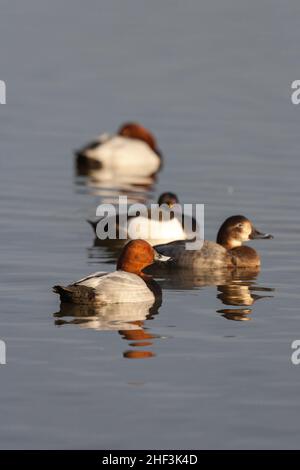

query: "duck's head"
(118, 122), (157, 152)
(157, 192), (179, 208)
(216, 215), (273, 250)
(117, 239), (170, 276)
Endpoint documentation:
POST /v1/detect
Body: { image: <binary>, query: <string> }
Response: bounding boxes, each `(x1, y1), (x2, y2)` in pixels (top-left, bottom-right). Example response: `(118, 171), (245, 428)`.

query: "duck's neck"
(218, 237), (242, 250)
(120, 267), (152, 280)
(139, 272), (152, 281)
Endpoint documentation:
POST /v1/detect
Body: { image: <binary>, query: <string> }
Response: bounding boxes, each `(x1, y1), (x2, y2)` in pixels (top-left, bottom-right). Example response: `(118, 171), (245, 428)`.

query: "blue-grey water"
(0, 0), (300, 449)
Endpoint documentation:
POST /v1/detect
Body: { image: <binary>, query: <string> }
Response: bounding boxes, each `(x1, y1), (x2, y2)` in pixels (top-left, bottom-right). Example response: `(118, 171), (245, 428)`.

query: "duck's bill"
(154, 250), (172, 262)
(250, 227), (274, 240)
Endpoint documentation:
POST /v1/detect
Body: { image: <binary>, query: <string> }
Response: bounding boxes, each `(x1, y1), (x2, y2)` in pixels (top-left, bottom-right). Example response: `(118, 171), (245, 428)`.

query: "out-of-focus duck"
(75, 122), (162, 176)
(154, 215), (273, 269)
(88, 192), (198, 246)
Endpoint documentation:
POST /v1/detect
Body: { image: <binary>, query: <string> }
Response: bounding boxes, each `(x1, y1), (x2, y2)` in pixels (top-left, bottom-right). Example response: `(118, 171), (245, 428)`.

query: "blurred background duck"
(88, 191), (199, 246)
(75, 122), (162, 177)
(154, 215), (273, 269)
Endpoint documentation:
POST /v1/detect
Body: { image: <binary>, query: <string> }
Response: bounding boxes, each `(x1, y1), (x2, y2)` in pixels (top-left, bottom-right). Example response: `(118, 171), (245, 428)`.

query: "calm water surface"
(0, 0), (300, 449)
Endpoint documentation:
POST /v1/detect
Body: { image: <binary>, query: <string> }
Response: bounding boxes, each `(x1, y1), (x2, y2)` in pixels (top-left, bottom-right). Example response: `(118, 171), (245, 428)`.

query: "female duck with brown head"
(216, 215), (273, 267)
(75, 122), (162, 176)
(154, 215), (273, 270)
(53, 239), (170, 305)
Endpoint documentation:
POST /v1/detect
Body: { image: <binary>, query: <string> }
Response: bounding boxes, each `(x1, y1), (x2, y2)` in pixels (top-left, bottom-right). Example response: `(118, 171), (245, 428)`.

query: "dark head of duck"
(216, 215), (273, 267)
(157, 192), (179, 208)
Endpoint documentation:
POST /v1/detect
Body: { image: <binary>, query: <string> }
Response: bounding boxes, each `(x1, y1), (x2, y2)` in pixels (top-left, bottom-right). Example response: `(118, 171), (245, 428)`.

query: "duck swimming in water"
(53, 239), (170, 305)
(88, 191), (198, 246)
(154, 215), (273, 269)
(75, 122), (162, 176)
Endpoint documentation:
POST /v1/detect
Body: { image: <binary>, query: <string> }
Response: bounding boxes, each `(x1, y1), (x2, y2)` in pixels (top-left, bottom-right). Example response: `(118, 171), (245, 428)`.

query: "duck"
(88, 192), (198, 246)
(75, 122), (162, 176)
(154, 215), (273, 269)
(53, 239), (170, 305)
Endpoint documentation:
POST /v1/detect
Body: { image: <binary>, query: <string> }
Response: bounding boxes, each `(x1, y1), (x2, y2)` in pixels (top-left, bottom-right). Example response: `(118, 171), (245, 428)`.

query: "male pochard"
(75, 122), (162, 176)
(53, 239), (170, 305)
(89, 192), (198, 245)
(155, 215), (273, 269)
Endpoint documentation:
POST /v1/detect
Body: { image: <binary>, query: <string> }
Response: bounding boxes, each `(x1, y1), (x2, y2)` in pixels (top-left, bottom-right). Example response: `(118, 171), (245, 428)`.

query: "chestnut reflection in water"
(54, 300), (161, 359)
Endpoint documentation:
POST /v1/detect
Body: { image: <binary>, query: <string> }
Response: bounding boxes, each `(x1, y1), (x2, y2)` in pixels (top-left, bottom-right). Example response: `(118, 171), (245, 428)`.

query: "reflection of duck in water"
(54, 300), (160, 359)
(75, 168), (157, 202)
(88, 192), (198, 248)
(146, 264), (274, 322)
(120, 324), (158, 359)
(53, 239), (170, 306)
(216, 268), (274, 321)
(155, 215), (273, 269)
(54, 300), (157, 329)
(218, 309), (253, 322)
(146, 264), (235, 289)
(75, 122), (162, 177)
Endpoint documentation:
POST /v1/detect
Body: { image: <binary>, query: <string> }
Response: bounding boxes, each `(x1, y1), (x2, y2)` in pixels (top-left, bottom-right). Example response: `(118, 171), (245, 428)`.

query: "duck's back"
(127, 214), (187, 245)
(54, 271), (156, 305)
(84, 135), (160, 174)
(155, 240), (231, 270)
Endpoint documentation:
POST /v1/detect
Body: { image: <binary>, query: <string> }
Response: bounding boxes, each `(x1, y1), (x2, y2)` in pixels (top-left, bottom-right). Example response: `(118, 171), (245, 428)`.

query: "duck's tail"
(53, 284), (97, 304)
(75, 152), (103, 172)
(53, 285), (74, 303)
(75, 141), (103, 173)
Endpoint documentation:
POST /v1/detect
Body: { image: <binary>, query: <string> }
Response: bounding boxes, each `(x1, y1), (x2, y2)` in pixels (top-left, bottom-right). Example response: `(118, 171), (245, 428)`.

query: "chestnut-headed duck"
(88, 192), (198, 246)
(154, 215), (273, 269)
(75, 122), (162, 176)
(53, 239), (170, 305)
